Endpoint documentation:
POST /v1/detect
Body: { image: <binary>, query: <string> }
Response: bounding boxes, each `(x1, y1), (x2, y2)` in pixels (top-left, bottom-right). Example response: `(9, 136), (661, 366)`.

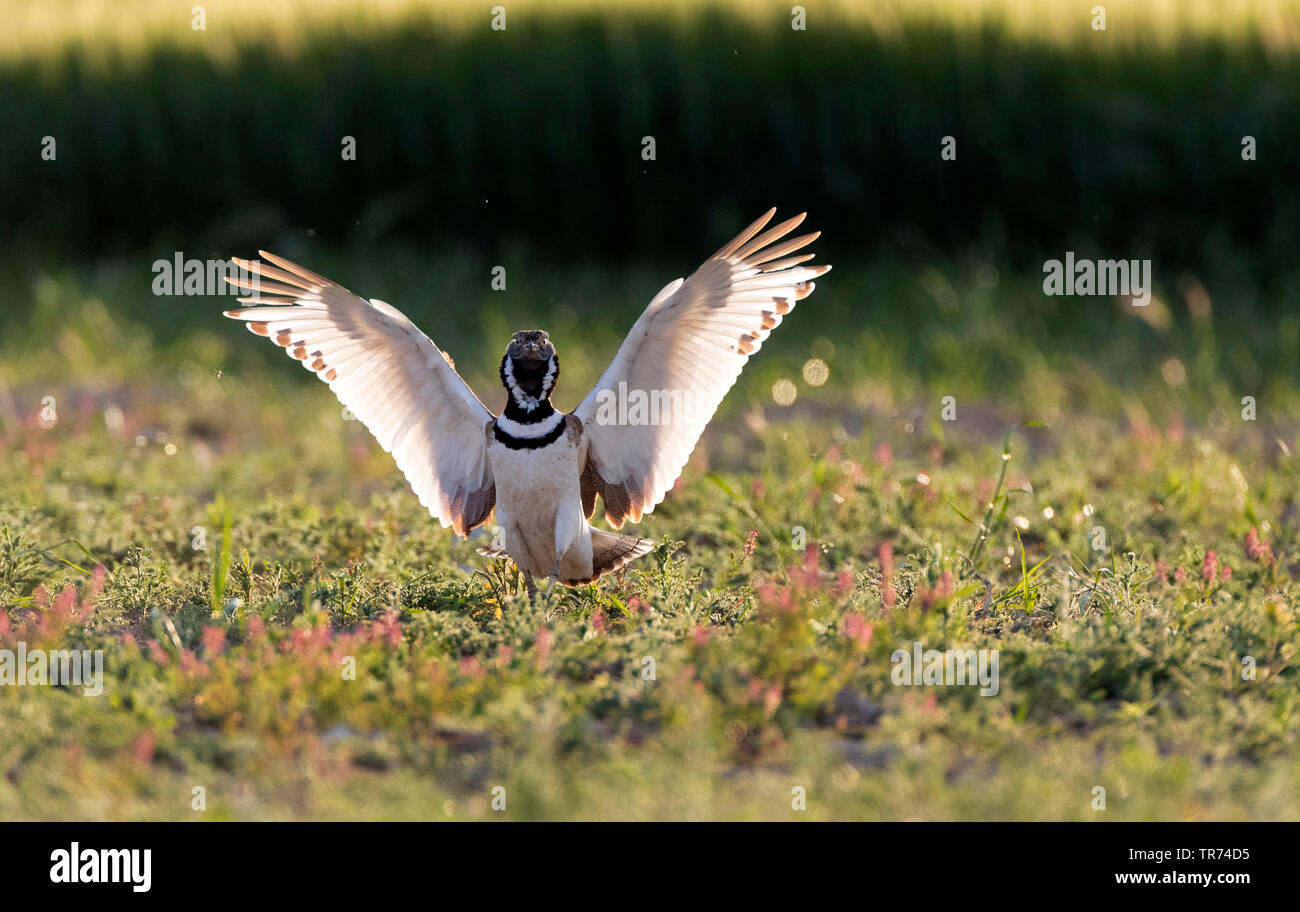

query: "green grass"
(1, 251), (1297, 820)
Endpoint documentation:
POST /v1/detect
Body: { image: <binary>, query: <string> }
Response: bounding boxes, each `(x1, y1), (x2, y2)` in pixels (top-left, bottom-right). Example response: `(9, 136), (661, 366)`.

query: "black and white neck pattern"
(501, 354), (557, 412)
(496, 354), (565, 449)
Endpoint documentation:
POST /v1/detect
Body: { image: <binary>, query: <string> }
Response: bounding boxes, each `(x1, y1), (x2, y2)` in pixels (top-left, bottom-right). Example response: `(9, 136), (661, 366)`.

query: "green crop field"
(0, 0), (1297, 821)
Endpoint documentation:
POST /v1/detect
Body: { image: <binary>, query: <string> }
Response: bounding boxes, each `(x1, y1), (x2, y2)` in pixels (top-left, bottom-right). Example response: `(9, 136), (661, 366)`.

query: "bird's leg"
(524, 571), (537, 600)
(541, 562), (561, 601)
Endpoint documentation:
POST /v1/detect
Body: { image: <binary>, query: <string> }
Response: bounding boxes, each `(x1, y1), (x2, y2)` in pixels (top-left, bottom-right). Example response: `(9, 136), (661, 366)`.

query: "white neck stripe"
(496, 410), (564, 439)
(503, 355), (557, 411)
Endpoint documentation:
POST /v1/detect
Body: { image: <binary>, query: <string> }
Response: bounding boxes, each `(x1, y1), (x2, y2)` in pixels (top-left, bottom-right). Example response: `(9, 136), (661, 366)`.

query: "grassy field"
(1, 247), (1298, 820)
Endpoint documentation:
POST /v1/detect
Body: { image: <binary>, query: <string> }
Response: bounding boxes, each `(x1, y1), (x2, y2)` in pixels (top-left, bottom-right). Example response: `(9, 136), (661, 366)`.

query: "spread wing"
(223, 252), (496, 535)
(572, 209), (830, 528)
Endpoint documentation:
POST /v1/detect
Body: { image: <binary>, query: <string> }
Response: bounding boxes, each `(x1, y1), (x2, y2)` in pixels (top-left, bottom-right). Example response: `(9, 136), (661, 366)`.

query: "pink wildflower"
(875, 442), (893, 469)
(147, 639), (170, 666)
(763, 684), (782, 718)
(1245, 527), (1275, 566)
(458, 655), (482, 677)
(201, 625), (227, 657)
(836, 568), (854, 595)
(179, 648), (208, 677)
(132, 731), (156, 766)
(843, 613), (874, 647)
(802, 545), (821, 589)
(1202, 550), (1218, 583)
(878, 542), (895, 608)
(917, 571), (955, 612)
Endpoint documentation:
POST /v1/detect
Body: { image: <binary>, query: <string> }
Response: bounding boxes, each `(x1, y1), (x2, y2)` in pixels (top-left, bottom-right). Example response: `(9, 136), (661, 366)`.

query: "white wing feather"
(222, 252), (496, 535)
(573, 209), (830, 528)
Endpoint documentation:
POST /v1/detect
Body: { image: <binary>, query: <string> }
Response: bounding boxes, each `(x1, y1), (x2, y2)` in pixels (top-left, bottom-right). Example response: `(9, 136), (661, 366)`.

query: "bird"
(221, 208), (830, 596)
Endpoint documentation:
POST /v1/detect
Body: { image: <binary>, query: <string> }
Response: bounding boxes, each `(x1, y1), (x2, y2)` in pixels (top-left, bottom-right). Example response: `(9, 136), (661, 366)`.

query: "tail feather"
(477, 529), (653, 586)
(570, 527), (654, 584)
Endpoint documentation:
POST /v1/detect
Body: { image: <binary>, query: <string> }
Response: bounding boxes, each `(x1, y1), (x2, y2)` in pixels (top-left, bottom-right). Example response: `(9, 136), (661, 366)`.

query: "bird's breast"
(488, 415), (583, 514)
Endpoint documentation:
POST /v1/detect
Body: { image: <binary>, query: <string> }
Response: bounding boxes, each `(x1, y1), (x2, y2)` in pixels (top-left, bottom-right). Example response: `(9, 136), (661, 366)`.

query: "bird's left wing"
(223, 252), (496, 535)
(572, 209), (830, 528)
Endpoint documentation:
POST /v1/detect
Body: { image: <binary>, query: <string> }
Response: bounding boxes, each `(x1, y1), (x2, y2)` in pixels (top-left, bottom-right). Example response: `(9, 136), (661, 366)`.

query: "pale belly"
(486, 426), (592, 581)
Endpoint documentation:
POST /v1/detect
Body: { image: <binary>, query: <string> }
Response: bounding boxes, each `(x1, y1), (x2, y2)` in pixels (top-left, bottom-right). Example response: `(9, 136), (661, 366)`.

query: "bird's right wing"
(572, 209), (829, 528)
(223, 252), (496, 535)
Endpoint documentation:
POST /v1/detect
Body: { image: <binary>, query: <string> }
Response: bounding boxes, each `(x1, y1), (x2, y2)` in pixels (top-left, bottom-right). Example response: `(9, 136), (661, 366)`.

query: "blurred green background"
(2, 0), (1299, 427)
(2, 0), (1298, 265)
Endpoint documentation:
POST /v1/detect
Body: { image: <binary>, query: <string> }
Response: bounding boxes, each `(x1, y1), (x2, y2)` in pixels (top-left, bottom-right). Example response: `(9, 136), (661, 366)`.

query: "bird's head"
(501, 330), (559, 411)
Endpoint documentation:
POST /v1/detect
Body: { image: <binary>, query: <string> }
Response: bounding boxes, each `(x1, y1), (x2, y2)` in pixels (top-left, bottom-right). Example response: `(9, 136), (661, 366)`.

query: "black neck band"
(493, 417), (567, 450)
